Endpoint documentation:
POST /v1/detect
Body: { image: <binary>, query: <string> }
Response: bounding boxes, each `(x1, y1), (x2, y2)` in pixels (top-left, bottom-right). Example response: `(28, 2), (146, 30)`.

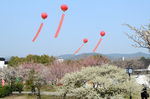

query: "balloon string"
(93, 38), (102, 52)
(54, 13), (65, 38)
(74, 44), (84, 54)
(32, 23), (44, 42)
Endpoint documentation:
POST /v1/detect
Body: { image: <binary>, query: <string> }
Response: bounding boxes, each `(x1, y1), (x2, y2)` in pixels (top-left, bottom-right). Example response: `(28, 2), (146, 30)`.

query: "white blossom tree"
(60, 64), (141, 99)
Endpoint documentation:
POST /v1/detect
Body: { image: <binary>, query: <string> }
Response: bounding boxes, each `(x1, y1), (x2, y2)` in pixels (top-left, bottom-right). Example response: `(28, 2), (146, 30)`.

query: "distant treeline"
(8, 54), (56, 66)
(8, 54), (150, 69)
(8, 54), (110, 67)
(112, 57), (150, 69)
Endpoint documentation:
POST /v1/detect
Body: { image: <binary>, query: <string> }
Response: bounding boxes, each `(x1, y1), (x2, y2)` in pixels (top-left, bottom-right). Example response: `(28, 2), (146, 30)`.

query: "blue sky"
(0, 0), (150, 57)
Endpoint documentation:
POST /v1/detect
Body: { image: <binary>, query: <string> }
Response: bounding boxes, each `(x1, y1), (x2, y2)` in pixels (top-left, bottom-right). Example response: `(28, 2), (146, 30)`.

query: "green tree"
(48, 56), (56, 64)
(25, 54), (40, 63)
(8, 56), (22, 66)
(8, 55), (56, 67)
(25, 54), (55, 65)
(40, 55), (55, 65)
(139, 57), (150, 68)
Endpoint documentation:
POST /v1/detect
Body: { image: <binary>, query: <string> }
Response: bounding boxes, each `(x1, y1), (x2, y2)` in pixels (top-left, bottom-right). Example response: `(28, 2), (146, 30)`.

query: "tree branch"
(125, 24), (150, 52)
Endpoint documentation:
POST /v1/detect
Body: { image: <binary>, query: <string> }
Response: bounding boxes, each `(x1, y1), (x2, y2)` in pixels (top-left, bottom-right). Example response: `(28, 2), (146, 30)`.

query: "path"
(12, 91), (73, 96)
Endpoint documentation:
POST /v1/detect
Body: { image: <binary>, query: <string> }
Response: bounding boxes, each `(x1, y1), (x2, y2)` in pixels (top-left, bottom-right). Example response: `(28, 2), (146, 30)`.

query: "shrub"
(0, 85), (11, 98)
(15, 83), (24, 93)
(11, 83), (24, 93)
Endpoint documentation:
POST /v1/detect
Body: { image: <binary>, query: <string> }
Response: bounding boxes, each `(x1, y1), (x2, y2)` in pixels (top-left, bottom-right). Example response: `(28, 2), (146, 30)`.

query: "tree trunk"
(10, 80), (13, 94)
(19, 90), (21, 94)
(37, 87), (41, 99)
(63, 92), (67, 99)
(63, 93), (66, 99)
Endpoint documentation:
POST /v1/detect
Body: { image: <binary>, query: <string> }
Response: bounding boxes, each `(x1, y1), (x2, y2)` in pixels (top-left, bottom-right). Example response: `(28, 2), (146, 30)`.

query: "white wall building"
(0, 58), (7, 68)
(56, 58), (64, 63)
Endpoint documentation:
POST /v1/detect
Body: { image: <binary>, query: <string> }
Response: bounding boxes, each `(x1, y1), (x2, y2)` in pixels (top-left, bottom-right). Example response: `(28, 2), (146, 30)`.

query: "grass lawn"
(0, 95), (76, 99)
(0, 94), (142, 99)
(0, 95), (35, 99)
(23, 85), (57, 92)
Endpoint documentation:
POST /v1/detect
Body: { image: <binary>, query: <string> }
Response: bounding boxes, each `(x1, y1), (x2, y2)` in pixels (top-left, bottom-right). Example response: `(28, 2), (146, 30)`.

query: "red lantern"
(41, 13), (48, 19)
(32, 12), (48, 42)
(83, 38), (88, 43)
(93, 31), (106, 52)
(74, 38), (89, 54)
(54, 4), (69, 38)
(100, 31), (105, 37)
(61, 4), (68, 12)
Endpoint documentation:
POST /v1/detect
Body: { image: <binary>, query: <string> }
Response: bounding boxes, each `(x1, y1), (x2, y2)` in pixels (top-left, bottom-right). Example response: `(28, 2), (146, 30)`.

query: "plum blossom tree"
(48, 55), (110, 85)
(17, 63), (50, 99)
(49, 61), (80, 85)
(60, 64), (141, 99)
(0, 67), (17, 93)
(77, 55), (110, 67)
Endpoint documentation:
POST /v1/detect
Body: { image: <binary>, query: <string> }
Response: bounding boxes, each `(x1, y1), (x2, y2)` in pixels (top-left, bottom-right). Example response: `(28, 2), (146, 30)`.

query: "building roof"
(0, 58), (5, 61)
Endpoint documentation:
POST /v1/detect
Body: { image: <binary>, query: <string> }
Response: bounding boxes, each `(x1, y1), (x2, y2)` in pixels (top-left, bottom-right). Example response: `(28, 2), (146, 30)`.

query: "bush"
(0, 85), (11, 98)
(11, 83), (24, 93)
(16, 83), (24, 93)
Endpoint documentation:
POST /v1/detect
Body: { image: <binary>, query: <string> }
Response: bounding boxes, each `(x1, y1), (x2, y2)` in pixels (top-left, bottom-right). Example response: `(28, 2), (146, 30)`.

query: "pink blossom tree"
(17, 63), (50, 99)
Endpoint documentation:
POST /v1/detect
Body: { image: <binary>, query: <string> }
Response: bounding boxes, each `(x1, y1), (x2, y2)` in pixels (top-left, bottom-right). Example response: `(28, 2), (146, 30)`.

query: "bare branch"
(125, 24), (150, 52)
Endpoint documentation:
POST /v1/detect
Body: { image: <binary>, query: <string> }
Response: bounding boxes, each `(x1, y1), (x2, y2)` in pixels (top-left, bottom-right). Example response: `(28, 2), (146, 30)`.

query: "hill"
(58, 52), (150, 60)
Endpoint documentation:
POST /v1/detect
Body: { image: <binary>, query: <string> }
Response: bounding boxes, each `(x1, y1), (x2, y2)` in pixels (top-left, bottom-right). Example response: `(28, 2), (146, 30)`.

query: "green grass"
(0, 94), (144, 99)
(23, 85), (57, 92)
(0, 95), (77, 99)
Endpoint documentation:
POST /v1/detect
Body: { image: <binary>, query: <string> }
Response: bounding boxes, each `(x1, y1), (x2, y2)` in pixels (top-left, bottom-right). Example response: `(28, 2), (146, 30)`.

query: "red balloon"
(61, 4), (68, 12)
(100, 31), (105, 37)
(41, 13), (48, 19)
(83, 38), (88, 43)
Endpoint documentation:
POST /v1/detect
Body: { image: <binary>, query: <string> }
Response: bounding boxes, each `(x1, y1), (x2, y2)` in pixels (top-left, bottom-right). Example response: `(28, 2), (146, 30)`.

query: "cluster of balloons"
(31, 4), (106, 54)
(74, 31), (106, 54)
(32, 4), (68, 42)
